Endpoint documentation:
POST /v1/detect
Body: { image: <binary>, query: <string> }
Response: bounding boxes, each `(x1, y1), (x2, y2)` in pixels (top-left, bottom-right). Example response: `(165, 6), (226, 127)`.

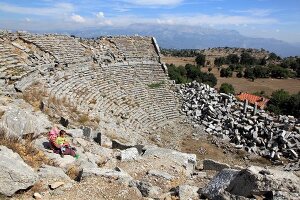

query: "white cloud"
(0, 2), (74, 16)
(232, 9), (273, 17)
(96, 12), (105, 18)
(71, 14), (86, 23)
(121, 0), (183, 6)
(155, 14), (277, 26)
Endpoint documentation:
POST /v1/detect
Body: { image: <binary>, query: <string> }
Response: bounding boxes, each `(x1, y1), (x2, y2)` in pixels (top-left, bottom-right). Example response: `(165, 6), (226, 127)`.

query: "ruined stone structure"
(179, 81), (300, 162)
(1, 31), (300, 199)
(0, 31), (179, 143)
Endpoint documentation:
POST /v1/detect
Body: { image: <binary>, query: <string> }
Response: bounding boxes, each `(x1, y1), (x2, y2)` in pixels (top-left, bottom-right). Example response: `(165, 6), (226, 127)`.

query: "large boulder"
(203, 159), (230, 171)
(120, 147), (139, 161)
(0, 105), (51, 137)
(201, 169), (240, 200)
(226, 166), (300, 199)
(142, 146), (197, 176)
(80, 167), (133, 185)
(0, 146), (38, 196)
(38, 165), (72, 183)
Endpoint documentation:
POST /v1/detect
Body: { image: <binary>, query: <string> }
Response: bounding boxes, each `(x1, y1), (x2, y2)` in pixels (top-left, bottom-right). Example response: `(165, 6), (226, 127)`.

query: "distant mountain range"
(69, 24), (300, 57)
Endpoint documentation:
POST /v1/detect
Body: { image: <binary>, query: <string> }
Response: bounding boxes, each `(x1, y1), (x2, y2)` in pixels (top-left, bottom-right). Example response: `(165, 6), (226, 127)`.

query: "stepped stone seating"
(0, 42), (28, 79)
(108, 36), (159, 62)
(19, 33), (91, 64)
(84, 36), (160, 63)
(1, 32), (180, 138)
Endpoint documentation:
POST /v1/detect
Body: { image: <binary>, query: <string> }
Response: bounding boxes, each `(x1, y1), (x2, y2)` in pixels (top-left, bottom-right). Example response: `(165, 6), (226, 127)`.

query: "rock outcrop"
(227, 166), (300, 199)
(202, 166), (300, 200)
(0, 146), (38, 196)
(0, 100), (52, 137)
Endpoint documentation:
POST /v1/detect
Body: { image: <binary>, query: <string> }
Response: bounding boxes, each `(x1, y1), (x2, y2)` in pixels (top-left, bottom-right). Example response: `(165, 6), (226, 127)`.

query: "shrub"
(201, 73), (217, 87)
(219, 83), (235, 94)
(167, 63), (217, 87)
(220, 68), (233, 77)
(195, 54), (206, 67)
(236, 70), (243, 78)
(147, 81), (165, 89)
(77, 113), (90, 124)
(167, 64), (188, 84)
(214, 57), (226, 67)
(269, 65), (289, 78)
(267, 89), (290, 115)
(244, 67), (255, 80)
(226, 54), (239, 64)
(240, 52), (257, 65)
(253, 66), (270, 78)
(0, 129), (56, 169)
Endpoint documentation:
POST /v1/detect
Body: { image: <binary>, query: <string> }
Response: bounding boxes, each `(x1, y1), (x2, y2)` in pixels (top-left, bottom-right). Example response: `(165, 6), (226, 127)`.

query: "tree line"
(162, 48), (300, 79)
(216, 52), (300, 79)
(167, 63), (217, 87)
(161, 49), (199, 57)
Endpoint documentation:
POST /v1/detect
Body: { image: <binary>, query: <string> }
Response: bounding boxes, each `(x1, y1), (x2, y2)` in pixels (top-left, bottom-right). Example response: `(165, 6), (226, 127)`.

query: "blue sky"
(0, 0), (299, 43)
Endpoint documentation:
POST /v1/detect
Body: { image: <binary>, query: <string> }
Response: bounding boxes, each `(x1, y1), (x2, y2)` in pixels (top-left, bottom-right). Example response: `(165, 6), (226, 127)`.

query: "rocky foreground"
(0, 96), (299, 200)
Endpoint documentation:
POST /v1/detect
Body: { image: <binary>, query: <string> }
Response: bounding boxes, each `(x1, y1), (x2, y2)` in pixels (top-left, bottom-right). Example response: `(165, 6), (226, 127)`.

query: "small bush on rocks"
(0, 129), (56, 169)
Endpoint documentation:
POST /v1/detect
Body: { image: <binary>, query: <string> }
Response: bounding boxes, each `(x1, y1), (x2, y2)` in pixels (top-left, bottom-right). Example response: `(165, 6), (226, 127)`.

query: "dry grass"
(29, 181), (46, 193)
(203, 65), (300, 95)
(97, 156), (109, 168)
(23, 82), (48, 110)
(0, 129), (56, 169)
(66, 165), (81, 181)
(89, 98), (97, 105)
(163, 56), (300, 95)
(169, 169), (187, 189)
(77, 113), (90, 124)
(0, 110), (5, 118)
(161, 56), (196, 66)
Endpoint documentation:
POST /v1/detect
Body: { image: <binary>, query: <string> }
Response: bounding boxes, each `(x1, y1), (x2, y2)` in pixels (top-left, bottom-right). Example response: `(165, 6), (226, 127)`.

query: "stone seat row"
(47, 65), (178, 130)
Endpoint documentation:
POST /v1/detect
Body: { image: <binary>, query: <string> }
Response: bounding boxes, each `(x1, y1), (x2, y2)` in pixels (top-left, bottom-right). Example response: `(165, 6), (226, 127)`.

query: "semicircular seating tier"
(0, 31), (180, 134)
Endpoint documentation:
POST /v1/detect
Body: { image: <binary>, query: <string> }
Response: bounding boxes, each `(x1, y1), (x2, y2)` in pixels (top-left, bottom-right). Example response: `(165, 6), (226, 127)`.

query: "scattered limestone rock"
(0, 145), (38, 196)
(80, 168), (133, 185)
(201, 168), (240, 200)
(120, 147), (139, 161)
(135, 181), (162, 198)
(33, 192), (42, 199)
(179, 81), (300, 162)
(147, 169), (174, 180)
(177, 185), (199, 200)
(203, 159), (230, 171)
(49, 181), (65, 190)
